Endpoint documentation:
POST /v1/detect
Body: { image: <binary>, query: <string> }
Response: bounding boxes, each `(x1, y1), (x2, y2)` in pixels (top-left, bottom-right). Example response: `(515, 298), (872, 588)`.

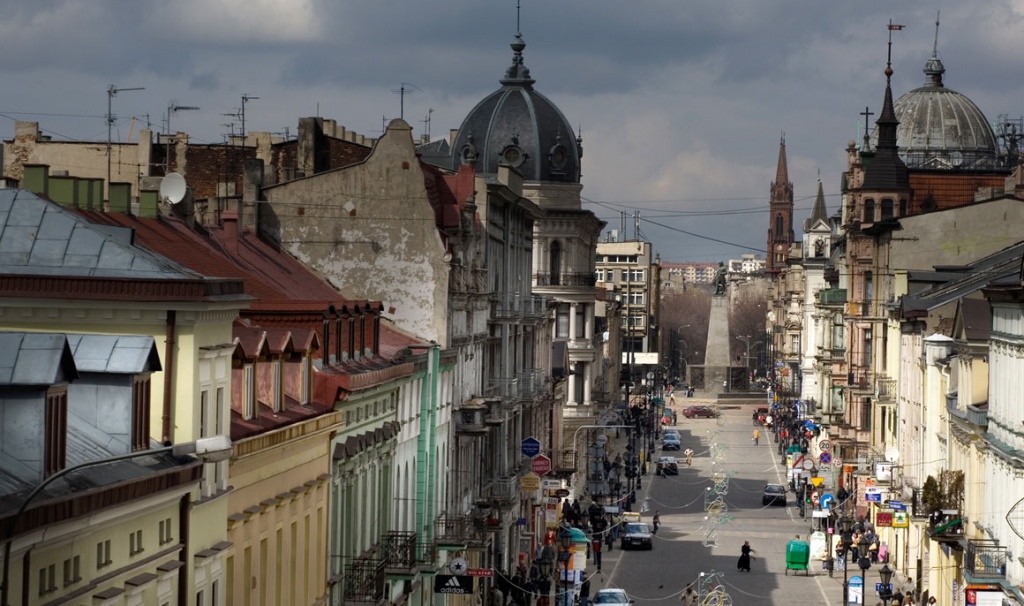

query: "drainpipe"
(163, 310), (176, 444)
(424, 344), (440, 546)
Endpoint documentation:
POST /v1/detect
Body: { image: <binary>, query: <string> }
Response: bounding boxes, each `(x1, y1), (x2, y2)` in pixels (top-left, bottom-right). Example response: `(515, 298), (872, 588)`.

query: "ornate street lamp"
(558, 530), (573, 606)
(878, 563), (894, 604)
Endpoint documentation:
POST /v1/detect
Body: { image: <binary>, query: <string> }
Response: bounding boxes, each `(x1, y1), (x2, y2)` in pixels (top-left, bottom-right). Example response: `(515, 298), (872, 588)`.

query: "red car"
(683, 406), (718, 418)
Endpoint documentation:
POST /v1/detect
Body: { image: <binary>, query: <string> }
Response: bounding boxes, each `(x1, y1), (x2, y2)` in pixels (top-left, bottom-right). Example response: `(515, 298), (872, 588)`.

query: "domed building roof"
(871, 49), (999, 171)
(450, 33), (581, 183)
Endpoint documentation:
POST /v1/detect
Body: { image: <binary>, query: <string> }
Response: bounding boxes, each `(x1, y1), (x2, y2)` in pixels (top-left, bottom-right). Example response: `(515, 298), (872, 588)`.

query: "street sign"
(875, 583), (892, 593)
(542, 479), (561, 490)
(531, 454), (552, 476)
(819, 440), (832, 451)
(811, 492), (821, 505)
(820, 493), (835, 510)
(555, 488), (570, 498)
(521, 437), (541, 458)
(810, 477), (824, 487)
(865, 489), (882, 503)
(521, 473), (541, 491)
(467, 569), (493, 577)
(802, 458), (815, 471)
(819, 452), (833, 465)
(819, 464), (831, 473)
(791, 454), (806, 469)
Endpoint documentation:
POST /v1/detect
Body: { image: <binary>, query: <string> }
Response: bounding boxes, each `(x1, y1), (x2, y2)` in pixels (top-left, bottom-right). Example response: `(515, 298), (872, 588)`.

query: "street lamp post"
(878, 563), (893, 604)
(0, 436), (233, 606)
(558, 531), (572, 606)
(840, 515), (854, 605)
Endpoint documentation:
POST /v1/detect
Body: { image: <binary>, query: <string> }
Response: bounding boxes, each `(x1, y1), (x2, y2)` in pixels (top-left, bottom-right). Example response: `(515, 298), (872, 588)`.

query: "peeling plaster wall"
(261, 120), (448, 343)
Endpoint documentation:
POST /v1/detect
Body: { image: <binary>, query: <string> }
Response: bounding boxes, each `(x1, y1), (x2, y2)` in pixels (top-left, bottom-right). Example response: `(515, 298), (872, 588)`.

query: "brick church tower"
(766, 136), (794, 274)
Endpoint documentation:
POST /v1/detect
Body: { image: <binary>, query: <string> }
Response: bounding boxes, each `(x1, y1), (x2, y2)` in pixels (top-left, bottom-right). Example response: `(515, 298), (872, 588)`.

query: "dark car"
(762, 483), (787, 506)
(683, 406), (719, 419)
(662, 434), (681, 450)
(623, 522), (653, 550)
(656, 456), (679, 476)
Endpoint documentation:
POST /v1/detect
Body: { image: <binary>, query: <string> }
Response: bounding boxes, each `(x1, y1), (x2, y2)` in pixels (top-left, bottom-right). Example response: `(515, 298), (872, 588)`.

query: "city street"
(587, 403), (869, 606)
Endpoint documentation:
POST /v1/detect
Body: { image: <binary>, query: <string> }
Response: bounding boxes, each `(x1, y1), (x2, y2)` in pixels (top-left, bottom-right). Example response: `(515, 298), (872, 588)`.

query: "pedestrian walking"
(652, 511), (661, 534)
(683, 448), (694, 466)
(752, 428), (760, 446)
(752, 410), (759, 426)
(680, 584), (698, 606)
(578, 573), (591, 606)
(737, 541), (755, 572)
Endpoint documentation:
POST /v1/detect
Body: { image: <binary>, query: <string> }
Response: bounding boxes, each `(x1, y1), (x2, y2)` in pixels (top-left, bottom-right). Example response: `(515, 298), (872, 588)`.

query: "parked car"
(623, 522), (653, 550)
(662, 429), (680, 441)
(594, 588), (633, 604)
(682, 405), (719, 418)
(763, 483), (788, 506)
(656, 456), (679, 476)
(662, 434), (681, 450)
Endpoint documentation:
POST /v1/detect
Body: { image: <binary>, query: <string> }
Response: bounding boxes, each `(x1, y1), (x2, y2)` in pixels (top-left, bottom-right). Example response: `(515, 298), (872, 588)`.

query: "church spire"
(805, 177), (829, 230)
(775, 134), (788, 184)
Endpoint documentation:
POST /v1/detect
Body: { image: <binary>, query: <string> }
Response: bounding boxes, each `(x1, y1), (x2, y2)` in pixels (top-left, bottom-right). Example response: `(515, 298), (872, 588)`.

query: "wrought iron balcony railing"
(482, 476), (517, 506)
(342, 557), (385, 604)
(966, 539), (1006, 579)
(533, 272), (597, 288)
(875, 377), (897, 401)
(434, 513), (471, 546)
(382, 531), (418, 574)
(517, 369), (546, 398)
(486, 377), (518, 400)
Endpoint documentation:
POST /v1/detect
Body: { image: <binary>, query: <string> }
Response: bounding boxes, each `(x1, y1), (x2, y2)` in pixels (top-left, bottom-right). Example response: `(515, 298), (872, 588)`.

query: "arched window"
(549, 241), (562, 286)
(880, 199), (894, 220)
(775, 214), (784, 237)
(864, 198), (875, 222)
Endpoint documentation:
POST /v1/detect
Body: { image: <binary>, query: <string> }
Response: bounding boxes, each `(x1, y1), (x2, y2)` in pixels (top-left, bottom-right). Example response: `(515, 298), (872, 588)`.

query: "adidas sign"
(435, 575), (472, 594)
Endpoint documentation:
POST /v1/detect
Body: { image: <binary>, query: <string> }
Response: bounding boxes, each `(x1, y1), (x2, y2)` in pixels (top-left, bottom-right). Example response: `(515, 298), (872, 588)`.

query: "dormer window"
(131, 375), (151, 451)
(501, 145), (524, 167)
(549, 144), (567, 170)
(45, 386), (68, 477)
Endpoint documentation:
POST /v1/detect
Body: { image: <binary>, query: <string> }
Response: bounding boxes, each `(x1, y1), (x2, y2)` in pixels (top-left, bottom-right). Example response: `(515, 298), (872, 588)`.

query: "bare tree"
(660, 287), (711, 380)
(729, 280), (769, 374)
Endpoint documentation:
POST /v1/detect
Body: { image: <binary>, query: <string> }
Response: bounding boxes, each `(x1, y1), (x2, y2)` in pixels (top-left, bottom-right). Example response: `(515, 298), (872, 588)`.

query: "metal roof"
(0, 189), (203, 280)
(65, 334), (160, 374)
(0, 332), (77, 386)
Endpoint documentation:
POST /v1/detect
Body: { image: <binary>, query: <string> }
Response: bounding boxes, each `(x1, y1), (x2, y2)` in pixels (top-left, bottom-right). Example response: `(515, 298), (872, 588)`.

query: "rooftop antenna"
(240, 94), (258, 139)
(166, 102), (199, 170)
(391, 83), (421, 120)
(421, 108), (434, 140)
(107, 84), (145, 191)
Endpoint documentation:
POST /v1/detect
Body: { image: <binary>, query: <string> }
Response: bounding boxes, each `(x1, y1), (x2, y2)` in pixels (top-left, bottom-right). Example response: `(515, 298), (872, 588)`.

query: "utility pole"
(107, 84), (145, 194)
(240, 94), (258, 139)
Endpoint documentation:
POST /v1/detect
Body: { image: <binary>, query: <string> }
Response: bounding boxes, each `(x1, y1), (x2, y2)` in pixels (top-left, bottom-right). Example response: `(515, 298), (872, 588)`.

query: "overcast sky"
(3, 1), (1021, 263)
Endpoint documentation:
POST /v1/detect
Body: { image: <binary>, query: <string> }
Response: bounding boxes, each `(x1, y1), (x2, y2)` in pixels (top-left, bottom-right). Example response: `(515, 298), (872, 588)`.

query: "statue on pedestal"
(713, 262), (727, 295)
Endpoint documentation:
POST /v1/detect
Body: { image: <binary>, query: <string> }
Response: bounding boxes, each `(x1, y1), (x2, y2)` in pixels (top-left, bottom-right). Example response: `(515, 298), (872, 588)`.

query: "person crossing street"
(752, 428), (760, 446)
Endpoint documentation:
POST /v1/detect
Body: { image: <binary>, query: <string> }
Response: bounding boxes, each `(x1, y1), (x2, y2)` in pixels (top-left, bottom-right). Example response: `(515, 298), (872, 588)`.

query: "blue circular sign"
(818, 452), (832, 464)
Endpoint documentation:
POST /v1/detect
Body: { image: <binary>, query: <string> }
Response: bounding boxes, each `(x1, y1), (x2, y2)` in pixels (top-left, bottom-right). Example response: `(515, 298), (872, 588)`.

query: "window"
(301, 354), (311, 405)
(830, 386), (845, 414)
(556, 305), (570, 338)
(831, 313), (844, 351)
(196, 589), (204, 606)
(863, 328), (872, 367)
(272, 359), (282, 413)
(62, 555), (80, 586)
(159, 518), (174, 545)
(629, 269), (645, 282)
(628, 292), (644, 305)
(38, 564), (56, 595)
(96, 540), (112, 568)
(44, 386), (68, 477)
(864, 198), (875, 222)
(132, 375), (151, 451)
(860, 397), (871, 431)
(129, 529), (144, 556)
(200, 390), (210, 437)
(548, 241), (562, 285)
(863, 270), (873, 316)
(880, 198), (894, 220)
(775, 214), (784, 237)
(243, 364), (255, 419)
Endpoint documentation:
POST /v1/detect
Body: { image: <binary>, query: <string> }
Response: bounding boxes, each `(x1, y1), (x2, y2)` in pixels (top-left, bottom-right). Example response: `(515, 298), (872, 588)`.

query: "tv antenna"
(165, 102), (199, 170)
(106, 84), (145, 190)
(390, 83), (421, 120)
(421, 108), (434, 141)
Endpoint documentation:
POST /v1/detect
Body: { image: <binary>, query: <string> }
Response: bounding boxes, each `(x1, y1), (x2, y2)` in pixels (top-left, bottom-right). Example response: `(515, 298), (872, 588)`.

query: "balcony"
(875, 377), (897, 402)
(819, 288), (847, 306)
(966, 404), (989, 428)
(965, 539), (1006, 580)
(434, 513), (471, 547)
(492, 294), (548, 321)
(486, 377), (519, 400)
(382, 531), (419, 575)
(455, 401), (489, 435)
(342, 557), (386, 604)
(533, 272), (597, 288)
(481, 476), (517, 507)
(517, 369), (546, 399)
(926, 509), (966, 544)
(522, 295), (548, 320)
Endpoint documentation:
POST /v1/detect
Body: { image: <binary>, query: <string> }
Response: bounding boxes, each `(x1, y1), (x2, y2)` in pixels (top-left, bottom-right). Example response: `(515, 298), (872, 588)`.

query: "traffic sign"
(819, 452), (833, 465)
(833, 458), (843, 467)
(521, 437), (541, 457)
(819, 464), (831, 473)
(809, 477), (824, 487)
(811, 492), (820, 505)
(820, 493), (835, 510)
(888, 500), (907, 512)
(531, 454), (552, 476)
(818, 440), (832, 451)
(802, 458), (815, 471)
(791, 454), (806, 469)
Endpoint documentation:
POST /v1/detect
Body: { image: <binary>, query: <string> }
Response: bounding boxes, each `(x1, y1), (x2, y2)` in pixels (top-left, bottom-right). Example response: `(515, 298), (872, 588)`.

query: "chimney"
(22, 164), (49, 197)
(138, 189), (159, 218)
(48, 175), (78, 208)
(242, 158), (263, 234)
(108, 182), (132, 214)
(297, 117), (320, 178)
(222, 209), (240, 255)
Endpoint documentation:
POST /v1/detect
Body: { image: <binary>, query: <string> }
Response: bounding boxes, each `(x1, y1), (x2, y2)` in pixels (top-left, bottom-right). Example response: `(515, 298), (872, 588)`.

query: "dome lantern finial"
(502, 32), (535, 88)
(922, 11), (945, 87)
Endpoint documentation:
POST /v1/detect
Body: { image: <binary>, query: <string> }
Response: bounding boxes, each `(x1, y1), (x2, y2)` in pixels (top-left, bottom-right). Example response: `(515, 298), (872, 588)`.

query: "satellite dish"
(884, 447), (900, 463)
(159, 172), (187, 204)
